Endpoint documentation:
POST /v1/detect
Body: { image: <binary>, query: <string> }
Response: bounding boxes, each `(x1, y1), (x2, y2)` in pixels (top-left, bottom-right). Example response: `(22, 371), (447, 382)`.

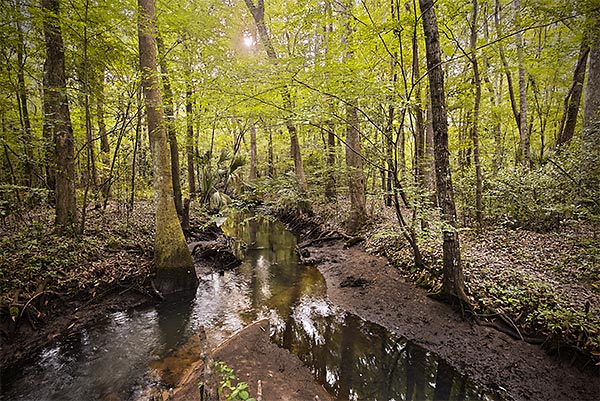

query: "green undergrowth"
(0, 204), (154, 309)
(365, 222), (600, 365)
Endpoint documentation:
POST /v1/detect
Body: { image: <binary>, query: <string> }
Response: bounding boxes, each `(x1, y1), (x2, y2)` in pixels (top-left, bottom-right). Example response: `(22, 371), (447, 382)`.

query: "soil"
(300, 238), (600, 401)
(170, 319), (333, 401)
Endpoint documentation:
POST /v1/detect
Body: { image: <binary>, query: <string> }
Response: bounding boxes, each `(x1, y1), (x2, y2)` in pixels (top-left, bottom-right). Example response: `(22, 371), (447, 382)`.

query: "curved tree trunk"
(138, 0), (197, 296)
(42, 0), (76, 232)
(419, 0), (468, 302)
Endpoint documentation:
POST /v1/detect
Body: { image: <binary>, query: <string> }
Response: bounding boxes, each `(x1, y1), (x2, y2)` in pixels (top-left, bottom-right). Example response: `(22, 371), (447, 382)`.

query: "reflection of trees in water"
(224, 213), (499, 401)
(156, 292), (195, 353)
(274, 303), (499, 401)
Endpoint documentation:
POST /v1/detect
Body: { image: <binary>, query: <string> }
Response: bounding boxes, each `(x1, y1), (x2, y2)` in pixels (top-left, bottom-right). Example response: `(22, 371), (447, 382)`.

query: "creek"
(1, 213), (502, 401)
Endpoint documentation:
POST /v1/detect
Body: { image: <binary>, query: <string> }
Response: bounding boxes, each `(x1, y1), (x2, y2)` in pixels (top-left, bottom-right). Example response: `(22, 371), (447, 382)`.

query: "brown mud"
(169, 319), (333, 401)
(300, 238), (599, 401)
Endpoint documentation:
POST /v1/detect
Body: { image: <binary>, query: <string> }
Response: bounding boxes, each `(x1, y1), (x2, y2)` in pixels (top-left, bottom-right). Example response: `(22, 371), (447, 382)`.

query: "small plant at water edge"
(214, 361), (256, 401)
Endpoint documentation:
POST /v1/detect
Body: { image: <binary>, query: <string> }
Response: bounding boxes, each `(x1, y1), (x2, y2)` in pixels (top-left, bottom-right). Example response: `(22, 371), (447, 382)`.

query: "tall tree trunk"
(249, 120), (257, 179)
(583, 23), (600, 132)
(157, 37), (183, 218)
(470, 0), (483, 228)
(343, 0), (366, 232)
(82, 0), (97, 191)
(97, 70), (111, 202)
(138, 0), (197, 295)
(185, 81), (196, 197)
(268, 128), (274, 177)
(14, 0), (34, 187)
(515, 0), (530, 168)
(494, 0), (520, 138)
(557, 41), (589, 149)
(582, 18), (600, 189)
(325, 124), (336, 201)
(410, 1), (426, 189)
(385, 54), (396, 207)
(42, 0), (76, 231)
(244, 0), (307, 193)
(419, 0), (468, 302)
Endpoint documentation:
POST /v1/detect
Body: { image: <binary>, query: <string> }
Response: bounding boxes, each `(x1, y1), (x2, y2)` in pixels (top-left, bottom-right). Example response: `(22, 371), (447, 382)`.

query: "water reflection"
(2, 213), (502, 401)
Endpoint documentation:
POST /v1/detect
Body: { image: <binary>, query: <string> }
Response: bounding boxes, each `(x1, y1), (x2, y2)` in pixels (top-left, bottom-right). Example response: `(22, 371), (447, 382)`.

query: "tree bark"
(582, 19), (600, 189)
(14, 0), (34, 187)
(583, 23), (600, 132)
(249, 120), (257, 180)
(557, 41), (589, 149)
(97, 70), (111, 202)
(514, 0), (530, 168)
(138, 0), (197, 295)
(42, 0), (76, 231)
(469, 0), (483, 228)
(157, 37), (183, 218)
(325, 125), (336, 201)
(243, 0), (308, 193)
(342, 0), (367, 232)
(185, 81), (196, 197)
(419, 0), (468, 302)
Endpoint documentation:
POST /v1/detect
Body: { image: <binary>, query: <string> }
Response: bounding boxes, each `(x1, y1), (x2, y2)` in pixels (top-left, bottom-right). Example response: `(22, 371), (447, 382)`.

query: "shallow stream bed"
(1, 213), (503, 401)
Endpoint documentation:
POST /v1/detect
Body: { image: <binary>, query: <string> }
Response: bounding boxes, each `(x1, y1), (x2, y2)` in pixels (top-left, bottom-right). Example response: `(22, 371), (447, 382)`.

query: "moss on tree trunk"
(138, 0), (197, 295)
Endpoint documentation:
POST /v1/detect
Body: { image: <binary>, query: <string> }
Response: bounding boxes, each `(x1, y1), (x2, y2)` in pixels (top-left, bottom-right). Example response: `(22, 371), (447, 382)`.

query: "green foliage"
(197, 149), (248, 211)
(483, 167), (575, 232)
(213, 361), (256, 401)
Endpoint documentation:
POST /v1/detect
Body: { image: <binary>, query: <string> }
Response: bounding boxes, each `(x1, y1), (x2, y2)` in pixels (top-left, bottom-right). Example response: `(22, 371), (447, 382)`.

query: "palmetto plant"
(198, 149), (245, 210)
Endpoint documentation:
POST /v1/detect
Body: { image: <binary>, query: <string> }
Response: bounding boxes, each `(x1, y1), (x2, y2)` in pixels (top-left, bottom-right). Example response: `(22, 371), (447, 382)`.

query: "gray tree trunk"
(138, 0), (197, 295)
(42, 0), (76, 231)
(419, 0), (468, 302)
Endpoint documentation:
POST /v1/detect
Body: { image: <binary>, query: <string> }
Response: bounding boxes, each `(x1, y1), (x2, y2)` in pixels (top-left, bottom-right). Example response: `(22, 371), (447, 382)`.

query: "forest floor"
(0, 203), (157, 368)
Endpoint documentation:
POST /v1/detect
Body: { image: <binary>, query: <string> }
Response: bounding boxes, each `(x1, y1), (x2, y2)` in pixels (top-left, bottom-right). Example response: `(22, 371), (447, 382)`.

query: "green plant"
(214, 361), (256, 401)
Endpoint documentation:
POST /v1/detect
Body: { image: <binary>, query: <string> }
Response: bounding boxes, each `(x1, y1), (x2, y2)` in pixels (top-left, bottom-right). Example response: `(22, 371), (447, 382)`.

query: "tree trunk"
(42, 0), (76, 231)
(411, 6), (426, 190)
(515, 0), (530, 168)
(185, 81), (196, 197)
(14, 0), (34, 187)
(268, 129), (274, 177)
(97, 70), (111, 202)
(249, 121), (257, 180)
(346, 101), (367, 232)
(343, 0), (367, 232)
(243, 0), (307, 193)
(138, 0), (197, 296)
(419, 0), (468, 302)
(583, 23), (600, 132)
(494, 0), (520, 139)
(325, 124), (336, 201)
(582, 19), (600, 189)
(557, 41), (589, 149)
(470, 0), (483, 228)
(157, 37), (183, 218)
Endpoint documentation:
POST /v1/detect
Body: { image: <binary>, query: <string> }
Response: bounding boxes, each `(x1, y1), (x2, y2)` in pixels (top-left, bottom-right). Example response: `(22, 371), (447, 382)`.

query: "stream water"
(1, 213), (502, 401)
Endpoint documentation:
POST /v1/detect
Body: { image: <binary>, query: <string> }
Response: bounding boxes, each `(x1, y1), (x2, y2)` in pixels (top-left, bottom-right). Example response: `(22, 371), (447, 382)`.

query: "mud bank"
(301, 239), (599, 401)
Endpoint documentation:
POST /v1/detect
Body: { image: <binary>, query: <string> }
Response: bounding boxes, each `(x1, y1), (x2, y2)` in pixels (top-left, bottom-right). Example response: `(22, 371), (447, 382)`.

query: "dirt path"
(303, 239), (599, 401)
